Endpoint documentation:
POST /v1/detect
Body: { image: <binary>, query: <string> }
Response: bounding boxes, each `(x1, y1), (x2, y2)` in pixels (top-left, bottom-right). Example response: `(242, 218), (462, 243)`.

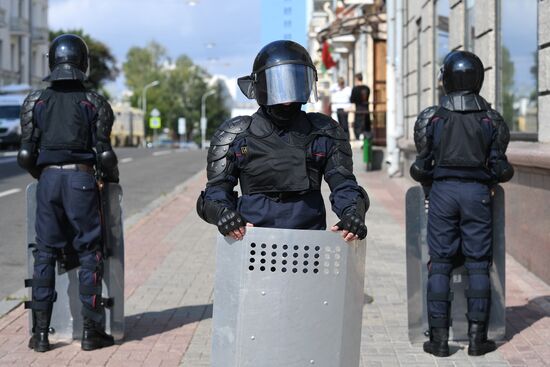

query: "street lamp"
(142, 80), (160, 145)
(200, 89), (216, 149)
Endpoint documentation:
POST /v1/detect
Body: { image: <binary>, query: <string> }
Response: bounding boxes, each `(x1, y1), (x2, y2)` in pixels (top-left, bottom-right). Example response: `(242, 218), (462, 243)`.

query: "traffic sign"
(178, 117), (186, 135)
(150, 108), (160, 117)
(149, 117), (161, 129)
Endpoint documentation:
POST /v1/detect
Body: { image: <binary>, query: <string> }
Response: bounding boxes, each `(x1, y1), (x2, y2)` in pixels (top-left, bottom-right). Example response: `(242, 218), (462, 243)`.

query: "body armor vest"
(38, 88), (92, 151)
(433, 108), (490, 168)
(239, 113), (321, 195)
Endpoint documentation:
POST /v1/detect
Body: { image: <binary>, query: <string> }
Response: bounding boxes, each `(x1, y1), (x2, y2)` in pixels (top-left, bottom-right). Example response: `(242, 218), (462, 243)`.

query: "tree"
(49, 29), (119, 93)
(122, 42), (231, 141)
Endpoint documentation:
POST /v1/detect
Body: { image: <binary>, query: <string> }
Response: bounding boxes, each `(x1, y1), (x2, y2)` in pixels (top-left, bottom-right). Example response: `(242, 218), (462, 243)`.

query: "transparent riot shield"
(406, 185), (505, 342)
(26, 182), (125, 342)
(212, 227), (366, 367)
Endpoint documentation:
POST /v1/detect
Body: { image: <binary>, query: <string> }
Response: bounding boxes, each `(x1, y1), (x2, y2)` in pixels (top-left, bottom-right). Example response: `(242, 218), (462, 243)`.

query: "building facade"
(386, 0), (550, 284)
(306, 0), (387, 142)
(0, 0), (49, 87)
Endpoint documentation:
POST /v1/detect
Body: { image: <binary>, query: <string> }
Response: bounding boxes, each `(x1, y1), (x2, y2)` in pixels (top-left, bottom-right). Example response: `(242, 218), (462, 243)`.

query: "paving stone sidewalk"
(0, 148), (548, 366)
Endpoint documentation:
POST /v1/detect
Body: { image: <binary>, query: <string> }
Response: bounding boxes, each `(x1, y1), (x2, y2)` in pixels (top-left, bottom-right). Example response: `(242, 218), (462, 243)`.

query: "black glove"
(334, 213), (368, 240)
(217, 208), (245, 236)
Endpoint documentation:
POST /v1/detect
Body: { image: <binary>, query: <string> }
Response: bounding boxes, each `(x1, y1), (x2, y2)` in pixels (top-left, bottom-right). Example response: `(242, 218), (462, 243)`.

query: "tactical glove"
(217, 208), (245, 236)
(334, 212), (368, 240)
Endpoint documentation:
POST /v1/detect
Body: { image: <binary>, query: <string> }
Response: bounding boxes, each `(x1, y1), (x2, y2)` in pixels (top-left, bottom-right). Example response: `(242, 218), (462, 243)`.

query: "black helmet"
(238, 40), (318, 106)
(440, 51), (484, 94)
(44, 34), (89, 82)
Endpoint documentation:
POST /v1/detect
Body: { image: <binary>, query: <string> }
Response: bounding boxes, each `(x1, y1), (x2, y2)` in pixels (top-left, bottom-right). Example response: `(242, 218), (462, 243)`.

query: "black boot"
(468, 321), (496, 356)
(28, 310), (52, 352)
(423, 328), (450, 357)
(81, 317), (115, 351)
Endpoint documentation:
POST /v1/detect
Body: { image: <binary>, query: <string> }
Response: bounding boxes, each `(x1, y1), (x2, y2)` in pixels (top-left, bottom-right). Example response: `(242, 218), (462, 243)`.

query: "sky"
(49, 0), (262, 98)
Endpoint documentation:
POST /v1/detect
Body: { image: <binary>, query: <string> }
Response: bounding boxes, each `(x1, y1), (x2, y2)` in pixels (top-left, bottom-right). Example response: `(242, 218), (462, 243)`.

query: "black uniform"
(18, 34), (118, 353)
(197, 40), (369, 240)
(410, 51), (513, 357)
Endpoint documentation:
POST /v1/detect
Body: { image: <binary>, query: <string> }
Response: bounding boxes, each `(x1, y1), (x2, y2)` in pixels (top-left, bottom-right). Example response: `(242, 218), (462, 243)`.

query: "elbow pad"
(97, 150), (119, 183)
(17, 146), (37, 170)
(196, 191), (224, 225)
(98, 150), (118, 169)
(492, 160), (514, 183)
(410, 158), (433, 183)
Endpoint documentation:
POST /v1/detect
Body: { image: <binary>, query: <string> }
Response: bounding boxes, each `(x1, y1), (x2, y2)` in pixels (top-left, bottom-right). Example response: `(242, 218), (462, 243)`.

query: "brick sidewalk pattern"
(0, 149), (548, 366)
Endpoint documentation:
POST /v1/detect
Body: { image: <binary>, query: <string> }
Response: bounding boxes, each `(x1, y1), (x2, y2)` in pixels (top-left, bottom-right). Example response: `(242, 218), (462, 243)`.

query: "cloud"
(49, 0), (262, 96)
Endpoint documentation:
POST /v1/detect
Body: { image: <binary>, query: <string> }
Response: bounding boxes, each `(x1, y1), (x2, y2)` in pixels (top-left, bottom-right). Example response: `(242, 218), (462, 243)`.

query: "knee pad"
(428, 257), (454, 278)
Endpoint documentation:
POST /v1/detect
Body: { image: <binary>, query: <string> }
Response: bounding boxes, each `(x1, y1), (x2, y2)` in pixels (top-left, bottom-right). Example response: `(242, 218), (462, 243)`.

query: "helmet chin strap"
(264, 103), (302, 127)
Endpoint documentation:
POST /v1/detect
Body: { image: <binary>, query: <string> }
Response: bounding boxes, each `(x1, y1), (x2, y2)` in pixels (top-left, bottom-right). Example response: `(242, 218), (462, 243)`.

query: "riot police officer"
(196, 40), (369, 242)
(410, 51), (514, 357)
(18, 34), (119, 352)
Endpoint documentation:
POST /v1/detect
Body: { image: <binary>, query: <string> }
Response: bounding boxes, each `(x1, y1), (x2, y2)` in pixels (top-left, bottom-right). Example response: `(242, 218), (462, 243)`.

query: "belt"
(435, 177), (489, 184)
(43, 164), (95, 174)
(263, 190), (312, 201)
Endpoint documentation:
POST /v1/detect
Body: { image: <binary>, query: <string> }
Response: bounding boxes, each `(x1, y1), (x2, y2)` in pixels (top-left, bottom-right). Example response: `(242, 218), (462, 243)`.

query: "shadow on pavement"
(505, 296), (550, 340)
(123, 303), (213, 342)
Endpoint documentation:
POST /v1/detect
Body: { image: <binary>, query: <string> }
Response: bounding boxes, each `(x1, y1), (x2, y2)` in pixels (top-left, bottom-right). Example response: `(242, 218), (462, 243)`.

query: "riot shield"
(212, 227), (366, 367)
(26, 182), (125, 342)
(406, 185), (505, 342)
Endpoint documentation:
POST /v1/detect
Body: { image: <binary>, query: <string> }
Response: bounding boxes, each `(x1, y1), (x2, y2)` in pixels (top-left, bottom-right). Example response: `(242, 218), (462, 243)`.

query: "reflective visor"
(255, 64), (318, 106)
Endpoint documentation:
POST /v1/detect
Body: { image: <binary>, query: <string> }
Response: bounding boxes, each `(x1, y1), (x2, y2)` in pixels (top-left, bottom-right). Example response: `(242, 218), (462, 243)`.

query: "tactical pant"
(30, 168), (105, 323)
(426, 180), (492, 328)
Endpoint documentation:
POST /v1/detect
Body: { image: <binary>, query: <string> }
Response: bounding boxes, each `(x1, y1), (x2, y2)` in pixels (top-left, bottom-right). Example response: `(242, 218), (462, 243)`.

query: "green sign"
(149, 117), (161, 129)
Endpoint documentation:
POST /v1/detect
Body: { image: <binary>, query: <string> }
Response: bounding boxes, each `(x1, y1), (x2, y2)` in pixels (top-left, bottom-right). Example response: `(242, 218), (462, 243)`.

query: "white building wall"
(0, 0), (48, 87)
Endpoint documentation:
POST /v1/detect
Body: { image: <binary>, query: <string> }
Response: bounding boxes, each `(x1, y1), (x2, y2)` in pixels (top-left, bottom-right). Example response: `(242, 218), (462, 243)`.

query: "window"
(284, 20), (292, 28)
(283, 7), (292, 15)
(465, 0), (475, 52)
(501, 0), (538, 134)
(284, 33), (292, 40)
(436, 0), (449, 100)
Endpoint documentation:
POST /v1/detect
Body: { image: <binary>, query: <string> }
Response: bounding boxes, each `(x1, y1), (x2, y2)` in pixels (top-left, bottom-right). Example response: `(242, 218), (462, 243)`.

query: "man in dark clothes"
(18, 34), (119, 352)
(196, 40), (369, 242)
(350, 73), (371, 140)
(410, 51), (514, 357)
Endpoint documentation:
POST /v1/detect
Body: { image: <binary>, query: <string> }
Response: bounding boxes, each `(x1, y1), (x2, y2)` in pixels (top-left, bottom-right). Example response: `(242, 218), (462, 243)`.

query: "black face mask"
(264, 103), (302, 127)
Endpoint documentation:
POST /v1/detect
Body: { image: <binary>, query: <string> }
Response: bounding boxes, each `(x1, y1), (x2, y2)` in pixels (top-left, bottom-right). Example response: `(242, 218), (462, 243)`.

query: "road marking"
(0, 151), (18, 157)
(120, 157), (133, 164)
(0, 157), (17, 165)
(0, 188), (21, 198)
(152, 150), (171, 157)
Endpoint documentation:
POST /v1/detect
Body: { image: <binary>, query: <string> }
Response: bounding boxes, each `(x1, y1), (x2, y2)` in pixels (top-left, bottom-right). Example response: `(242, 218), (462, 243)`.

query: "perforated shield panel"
(212, 227), (366, 367)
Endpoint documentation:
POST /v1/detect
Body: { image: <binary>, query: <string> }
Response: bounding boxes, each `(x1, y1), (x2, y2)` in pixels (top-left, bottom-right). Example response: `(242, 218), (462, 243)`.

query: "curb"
(0, 169), (206, 319)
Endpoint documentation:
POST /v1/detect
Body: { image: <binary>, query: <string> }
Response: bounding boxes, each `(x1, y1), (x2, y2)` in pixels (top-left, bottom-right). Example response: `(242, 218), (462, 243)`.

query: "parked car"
(0, 86), (29, 150)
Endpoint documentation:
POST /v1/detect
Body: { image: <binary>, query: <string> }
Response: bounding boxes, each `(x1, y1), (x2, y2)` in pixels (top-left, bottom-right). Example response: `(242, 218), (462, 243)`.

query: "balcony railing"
(10, 16), (30, 34)
(32, 27), (48, 42)
(0, 8), (6, 27)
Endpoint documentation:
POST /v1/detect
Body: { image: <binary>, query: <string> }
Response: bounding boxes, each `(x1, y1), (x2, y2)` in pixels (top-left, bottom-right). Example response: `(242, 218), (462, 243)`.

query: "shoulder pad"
(86, 91), (114, 151)
(487, 109), (510, 152)
(486, 109), (504, 123)
(307, 112), (347, 140)
(20, 90), (44, 144)
(219, 115), (251, 134)
(208, 116), (251, 166)
(20, 90), (43, 124)
(413, 106), (438, 155)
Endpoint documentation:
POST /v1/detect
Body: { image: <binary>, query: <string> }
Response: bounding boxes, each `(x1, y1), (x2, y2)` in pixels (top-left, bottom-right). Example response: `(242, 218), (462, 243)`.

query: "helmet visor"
(256, 64), (318, 106)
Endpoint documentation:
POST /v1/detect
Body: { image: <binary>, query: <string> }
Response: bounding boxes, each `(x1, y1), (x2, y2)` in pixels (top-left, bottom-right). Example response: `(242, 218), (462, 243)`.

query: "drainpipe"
(386, 0), (404, 177)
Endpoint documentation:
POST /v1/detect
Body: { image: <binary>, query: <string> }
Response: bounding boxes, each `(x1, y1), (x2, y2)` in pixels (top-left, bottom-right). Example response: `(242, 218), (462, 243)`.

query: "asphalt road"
(0, 147), (207, 301)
